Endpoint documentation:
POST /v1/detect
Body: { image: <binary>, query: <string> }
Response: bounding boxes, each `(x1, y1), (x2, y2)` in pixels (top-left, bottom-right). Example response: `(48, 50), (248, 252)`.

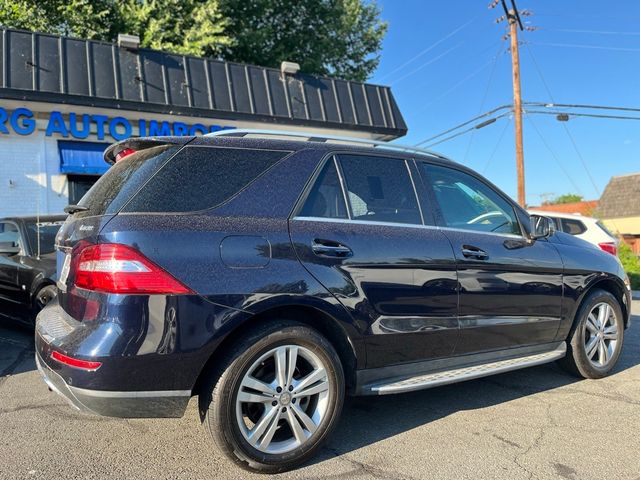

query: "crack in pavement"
(323, 446), (421, 480)
(0, 345), (34, 389)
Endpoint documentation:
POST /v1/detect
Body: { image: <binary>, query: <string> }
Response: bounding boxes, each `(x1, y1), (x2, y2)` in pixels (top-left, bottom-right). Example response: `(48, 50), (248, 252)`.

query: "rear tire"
(558, 288), (624, 379)
(200, 320), (344, 473)
(31, 285), (57, 323)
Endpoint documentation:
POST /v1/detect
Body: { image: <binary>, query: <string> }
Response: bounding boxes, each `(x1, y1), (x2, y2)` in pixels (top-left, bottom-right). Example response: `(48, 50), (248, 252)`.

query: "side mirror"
(0, 242), (20, 255)
(529, 214), (556, 240)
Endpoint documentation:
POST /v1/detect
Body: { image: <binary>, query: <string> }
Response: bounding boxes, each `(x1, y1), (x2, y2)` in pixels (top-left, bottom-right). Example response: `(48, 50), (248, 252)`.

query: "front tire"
(559, 288), (624, 379)
(200, 320), (344, 473)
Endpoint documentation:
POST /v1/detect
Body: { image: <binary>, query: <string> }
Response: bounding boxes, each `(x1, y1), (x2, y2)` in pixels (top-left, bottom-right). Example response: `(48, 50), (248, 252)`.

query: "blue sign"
(0, 106), (234, 141)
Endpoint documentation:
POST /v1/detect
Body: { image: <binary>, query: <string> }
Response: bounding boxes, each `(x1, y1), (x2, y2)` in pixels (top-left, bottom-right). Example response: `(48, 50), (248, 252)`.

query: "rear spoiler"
(103, 136), (194, 165)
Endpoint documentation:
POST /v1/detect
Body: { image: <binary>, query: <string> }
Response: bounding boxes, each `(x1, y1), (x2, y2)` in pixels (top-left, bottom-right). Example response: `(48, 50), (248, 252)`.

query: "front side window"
(337, 154), (422, 225)
(421, 163), (521, 235)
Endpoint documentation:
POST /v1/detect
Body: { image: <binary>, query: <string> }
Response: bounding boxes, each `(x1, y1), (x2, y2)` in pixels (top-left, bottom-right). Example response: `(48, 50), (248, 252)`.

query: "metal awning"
(0, 27), (407, 139)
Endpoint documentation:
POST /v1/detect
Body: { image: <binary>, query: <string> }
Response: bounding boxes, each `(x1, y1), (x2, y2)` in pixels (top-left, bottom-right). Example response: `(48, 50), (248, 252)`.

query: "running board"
(370, 342), (567, 395)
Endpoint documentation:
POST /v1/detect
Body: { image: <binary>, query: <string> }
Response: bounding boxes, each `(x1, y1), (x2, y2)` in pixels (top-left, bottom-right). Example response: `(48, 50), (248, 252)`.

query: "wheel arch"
(192, 299), (363, 397)
(574, 275), (629, 329)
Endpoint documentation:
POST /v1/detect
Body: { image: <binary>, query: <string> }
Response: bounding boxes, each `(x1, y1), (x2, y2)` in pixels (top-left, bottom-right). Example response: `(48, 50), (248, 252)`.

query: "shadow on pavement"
(312, 309), (640, 465)
(0, 319), (35, 379)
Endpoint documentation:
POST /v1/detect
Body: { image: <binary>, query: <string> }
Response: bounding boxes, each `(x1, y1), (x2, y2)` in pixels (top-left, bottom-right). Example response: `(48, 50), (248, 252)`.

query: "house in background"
(596, 173), (640, 254)
(531, 200), (598, 216)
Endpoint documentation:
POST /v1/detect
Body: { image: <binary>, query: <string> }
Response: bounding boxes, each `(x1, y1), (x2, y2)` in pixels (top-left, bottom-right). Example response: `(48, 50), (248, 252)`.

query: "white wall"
(0, 132), (68, 217)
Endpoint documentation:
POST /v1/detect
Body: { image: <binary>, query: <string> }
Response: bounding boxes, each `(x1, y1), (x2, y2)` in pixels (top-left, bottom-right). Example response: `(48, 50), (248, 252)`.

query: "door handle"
(461, 245), (489, 260)
(312, 239), (353, 258)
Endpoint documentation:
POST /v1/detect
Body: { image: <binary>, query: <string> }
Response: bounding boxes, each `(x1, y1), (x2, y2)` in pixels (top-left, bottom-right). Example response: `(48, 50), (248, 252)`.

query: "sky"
(371, 0), (640, 206)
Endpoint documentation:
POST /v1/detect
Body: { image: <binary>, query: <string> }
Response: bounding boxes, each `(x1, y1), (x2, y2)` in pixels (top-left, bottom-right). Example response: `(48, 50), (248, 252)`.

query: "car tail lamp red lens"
(598, 242), (617, 256)
(73, 243), (192, 295)
(115, 148), (137, 162)
(51, 351), (102, 371)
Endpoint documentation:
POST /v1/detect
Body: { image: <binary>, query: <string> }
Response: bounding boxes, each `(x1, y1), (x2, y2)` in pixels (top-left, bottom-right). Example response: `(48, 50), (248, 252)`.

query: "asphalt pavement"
(0, 300), (638, 480)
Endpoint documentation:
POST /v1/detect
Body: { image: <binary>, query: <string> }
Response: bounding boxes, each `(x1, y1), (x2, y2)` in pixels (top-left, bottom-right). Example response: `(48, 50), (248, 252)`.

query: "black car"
(35, 131), (631, 473)
(0, 215), (65, 324)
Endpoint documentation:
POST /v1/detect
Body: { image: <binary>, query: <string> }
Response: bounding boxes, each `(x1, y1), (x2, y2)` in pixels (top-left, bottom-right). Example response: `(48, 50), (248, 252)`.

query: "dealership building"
(0, 27), (407, 217)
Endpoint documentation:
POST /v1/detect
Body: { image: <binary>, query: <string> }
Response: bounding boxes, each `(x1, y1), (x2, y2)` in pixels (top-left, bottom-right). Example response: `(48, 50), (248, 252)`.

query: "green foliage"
(0, 0), (386, 81)
(618, 241), (640, 290)
(117, 0), (230, 56)
(217, 0), (387, 81)
(0, 0), (117, 39)
(545, 193), (584, 205)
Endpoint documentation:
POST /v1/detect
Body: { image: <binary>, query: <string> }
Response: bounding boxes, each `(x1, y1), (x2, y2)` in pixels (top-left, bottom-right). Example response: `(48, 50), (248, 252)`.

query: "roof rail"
(206, 128), (449, 160)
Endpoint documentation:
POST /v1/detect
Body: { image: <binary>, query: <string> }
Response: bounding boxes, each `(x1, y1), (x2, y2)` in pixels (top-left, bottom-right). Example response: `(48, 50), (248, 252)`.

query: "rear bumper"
(36, 351), (190, 418)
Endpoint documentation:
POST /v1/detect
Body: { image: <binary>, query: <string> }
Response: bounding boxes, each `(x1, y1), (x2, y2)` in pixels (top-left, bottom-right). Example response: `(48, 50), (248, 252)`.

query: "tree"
(0, 0), (386, 81)
(217, 0), (387, 81)
(544, 193), (584, 205)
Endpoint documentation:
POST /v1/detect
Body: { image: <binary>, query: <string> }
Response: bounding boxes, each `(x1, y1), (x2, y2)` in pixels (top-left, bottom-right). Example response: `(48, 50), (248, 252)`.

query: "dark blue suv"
(36, 130), (631, 473)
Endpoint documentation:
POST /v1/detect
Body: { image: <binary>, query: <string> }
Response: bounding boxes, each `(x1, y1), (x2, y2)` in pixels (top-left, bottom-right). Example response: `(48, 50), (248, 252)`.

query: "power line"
(421, 111), (512, 149)
(525, 101), (640, 113)
(525, 110), (640, 121)
(525, 115), (584, 196)
(390, 42), (463, 85)
(481, 116), (512, 174)
(414, 103), (513, 146)
(463, 41), (506, 163)
(530, 41), (640, 53)
(524, 44), (601, 196)
(376, 17), (477, 83)
(416, 55), (499, 112)
(541, 27), (640, 36)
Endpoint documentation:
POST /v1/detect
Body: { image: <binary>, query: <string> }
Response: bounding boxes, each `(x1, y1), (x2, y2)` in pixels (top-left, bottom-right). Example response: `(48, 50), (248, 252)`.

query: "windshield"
(25, 220), (64, 255)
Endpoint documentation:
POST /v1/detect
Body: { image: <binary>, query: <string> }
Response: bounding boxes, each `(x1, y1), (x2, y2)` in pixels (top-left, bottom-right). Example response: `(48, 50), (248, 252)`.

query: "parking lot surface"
(0, 300), (638, 480)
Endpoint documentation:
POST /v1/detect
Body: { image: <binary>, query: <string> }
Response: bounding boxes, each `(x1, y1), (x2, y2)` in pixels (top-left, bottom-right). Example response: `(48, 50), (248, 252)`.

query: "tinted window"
(298, 159), (348, 219)
(338, 154), (422, 225)
(560, 218), (586, 235)
(25, 220), (64, 255)
(124, 147), (288, 213)
(78, 145), (178, 216)
(422, 163), (521, 235)
(0, 222), (21, 250)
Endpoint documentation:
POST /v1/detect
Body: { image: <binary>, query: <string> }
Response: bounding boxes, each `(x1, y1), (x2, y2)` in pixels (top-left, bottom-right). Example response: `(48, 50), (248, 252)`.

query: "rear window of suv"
(78, 145), (179, 217)
(122, 146), (289, 213)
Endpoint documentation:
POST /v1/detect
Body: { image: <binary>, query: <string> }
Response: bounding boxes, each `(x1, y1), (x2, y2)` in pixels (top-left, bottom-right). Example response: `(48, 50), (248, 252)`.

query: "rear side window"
(78, 145), (178, 216)
(123, 147), (288, 213)
(560, 218), (587, 235)
(338, 154), (422, 225)
(298, 159), (348, 219)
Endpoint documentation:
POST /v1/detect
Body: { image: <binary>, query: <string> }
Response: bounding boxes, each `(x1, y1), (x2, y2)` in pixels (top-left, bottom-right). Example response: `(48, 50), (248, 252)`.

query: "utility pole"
(494, 0), (526, 206)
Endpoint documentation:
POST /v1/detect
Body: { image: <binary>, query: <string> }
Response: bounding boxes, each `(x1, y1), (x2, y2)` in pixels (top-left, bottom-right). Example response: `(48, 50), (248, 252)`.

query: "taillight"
(51, 351), (102, 371)
(73, 243), (192, 294)
(115, 148), (137, 162)
(598, 242), (617, 256)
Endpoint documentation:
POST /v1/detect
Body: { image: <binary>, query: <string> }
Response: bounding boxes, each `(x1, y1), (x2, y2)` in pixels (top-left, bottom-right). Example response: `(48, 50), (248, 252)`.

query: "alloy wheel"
(584, 302), (619, 368)
(235, 345), (330, 455)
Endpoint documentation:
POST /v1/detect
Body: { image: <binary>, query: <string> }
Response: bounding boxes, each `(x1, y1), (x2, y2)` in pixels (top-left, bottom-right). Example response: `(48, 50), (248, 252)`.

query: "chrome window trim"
(292, 216), (524, 239)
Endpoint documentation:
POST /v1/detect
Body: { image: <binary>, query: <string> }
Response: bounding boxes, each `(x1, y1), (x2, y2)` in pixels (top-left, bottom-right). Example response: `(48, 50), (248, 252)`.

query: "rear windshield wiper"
(64, 204), (90, 214)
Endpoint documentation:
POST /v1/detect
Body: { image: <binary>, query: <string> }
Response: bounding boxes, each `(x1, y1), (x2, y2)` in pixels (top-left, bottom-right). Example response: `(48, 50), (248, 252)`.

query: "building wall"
(0, 132), (68, 216)
(602, 216), (640, 236)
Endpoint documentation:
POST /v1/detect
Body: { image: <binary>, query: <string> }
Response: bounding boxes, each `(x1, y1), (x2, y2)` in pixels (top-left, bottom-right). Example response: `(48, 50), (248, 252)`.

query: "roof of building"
(596, 173), (640, 219)
(529, 200), (598, 216)
(0, 27), (407, 139)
